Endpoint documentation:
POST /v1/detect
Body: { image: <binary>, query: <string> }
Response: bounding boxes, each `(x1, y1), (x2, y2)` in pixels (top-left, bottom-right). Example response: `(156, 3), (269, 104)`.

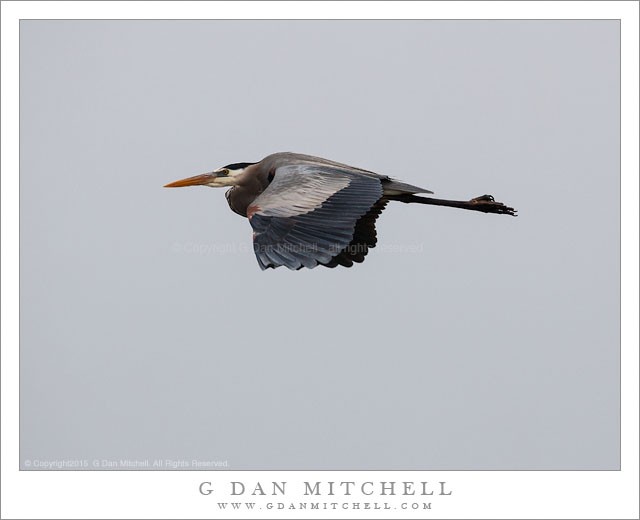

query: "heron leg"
(390, 193), (517, 216)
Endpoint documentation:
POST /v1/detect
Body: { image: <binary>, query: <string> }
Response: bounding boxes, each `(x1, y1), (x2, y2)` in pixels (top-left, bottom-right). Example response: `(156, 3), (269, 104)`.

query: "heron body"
(165, 152), (516, 270)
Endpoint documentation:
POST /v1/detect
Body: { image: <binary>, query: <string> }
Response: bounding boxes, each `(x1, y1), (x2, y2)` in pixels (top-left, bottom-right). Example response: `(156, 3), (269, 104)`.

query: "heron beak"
(164, 172), (220, 188)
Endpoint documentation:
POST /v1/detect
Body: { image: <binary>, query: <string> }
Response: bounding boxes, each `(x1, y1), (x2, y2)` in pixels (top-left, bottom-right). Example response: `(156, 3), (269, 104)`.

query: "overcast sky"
(20, 20), (620, 470)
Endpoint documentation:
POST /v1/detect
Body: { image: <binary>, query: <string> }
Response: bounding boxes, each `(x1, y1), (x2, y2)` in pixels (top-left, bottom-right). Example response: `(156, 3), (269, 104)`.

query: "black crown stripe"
(222, 162), (257, 170)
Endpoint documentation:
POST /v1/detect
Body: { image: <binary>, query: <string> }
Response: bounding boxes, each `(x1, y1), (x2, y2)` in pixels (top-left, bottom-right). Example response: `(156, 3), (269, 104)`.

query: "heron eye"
(222, 169), (230, 176)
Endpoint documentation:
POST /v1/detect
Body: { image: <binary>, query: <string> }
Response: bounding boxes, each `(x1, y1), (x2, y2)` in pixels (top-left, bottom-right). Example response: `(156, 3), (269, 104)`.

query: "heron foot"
(470, 194), (517, 216)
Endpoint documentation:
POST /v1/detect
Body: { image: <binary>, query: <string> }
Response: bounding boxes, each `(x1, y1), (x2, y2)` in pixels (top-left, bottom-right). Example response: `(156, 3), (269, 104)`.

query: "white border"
(2, 2), (638, 519)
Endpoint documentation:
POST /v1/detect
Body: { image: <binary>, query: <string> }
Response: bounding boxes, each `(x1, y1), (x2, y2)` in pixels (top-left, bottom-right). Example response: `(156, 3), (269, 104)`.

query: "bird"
(165, 152), (516, 270)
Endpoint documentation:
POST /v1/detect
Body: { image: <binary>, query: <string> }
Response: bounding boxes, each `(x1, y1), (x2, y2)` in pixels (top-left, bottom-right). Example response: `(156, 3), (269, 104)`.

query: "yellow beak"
(164, 173), (218, 188)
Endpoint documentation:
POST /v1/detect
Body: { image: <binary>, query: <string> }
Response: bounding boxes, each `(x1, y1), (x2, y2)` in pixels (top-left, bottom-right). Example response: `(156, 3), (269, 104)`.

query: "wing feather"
(249, 164), (383, 270)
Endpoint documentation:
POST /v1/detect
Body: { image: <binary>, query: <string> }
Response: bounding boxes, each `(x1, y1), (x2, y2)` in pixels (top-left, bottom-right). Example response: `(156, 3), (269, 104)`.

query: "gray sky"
(20, 20), (620, 470)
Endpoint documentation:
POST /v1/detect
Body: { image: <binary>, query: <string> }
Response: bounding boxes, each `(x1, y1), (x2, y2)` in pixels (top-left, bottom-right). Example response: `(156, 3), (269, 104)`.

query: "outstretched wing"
(248, 164), (384, 270)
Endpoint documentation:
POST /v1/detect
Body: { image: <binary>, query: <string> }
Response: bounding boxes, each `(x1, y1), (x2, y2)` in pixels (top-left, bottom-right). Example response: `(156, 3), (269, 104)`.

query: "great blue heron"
(165, 152), (516, 270)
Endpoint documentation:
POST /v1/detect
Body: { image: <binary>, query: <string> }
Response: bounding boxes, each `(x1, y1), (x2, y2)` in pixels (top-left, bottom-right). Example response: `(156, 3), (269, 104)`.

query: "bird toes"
(470, 195), (517, 216)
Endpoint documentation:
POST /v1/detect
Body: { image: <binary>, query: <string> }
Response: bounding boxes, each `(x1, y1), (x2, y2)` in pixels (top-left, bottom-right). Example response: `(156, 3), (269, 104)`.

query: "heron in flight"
(165, 152), (516, 270)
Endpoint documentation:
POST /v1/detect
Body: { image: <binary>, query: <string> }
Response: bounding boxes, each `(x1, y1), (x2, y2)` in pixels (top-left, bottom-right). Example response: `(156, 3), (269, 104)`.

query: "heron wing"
(321, 197), (389, 268)
(249, 164), (384, 270)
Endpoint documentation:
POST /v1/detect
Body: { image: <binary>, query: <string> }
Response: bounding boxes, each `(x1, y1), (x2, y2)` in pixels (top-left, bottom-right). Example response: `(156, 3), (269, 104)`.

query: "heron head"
(164, 162), (255, 188)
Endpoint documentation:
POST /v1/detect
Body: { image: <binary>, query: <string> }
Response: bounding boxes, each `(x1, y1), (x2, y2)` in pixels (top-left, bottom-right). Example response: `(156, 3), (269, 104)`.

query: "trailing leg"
(390, 193), (517, 216)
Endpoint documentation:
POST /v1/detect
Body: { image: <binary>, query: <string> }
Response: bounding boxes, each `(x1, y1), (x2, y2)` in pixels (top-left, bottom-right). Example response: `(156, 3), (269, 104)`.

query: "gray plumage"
(165, 152), (516, 270)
